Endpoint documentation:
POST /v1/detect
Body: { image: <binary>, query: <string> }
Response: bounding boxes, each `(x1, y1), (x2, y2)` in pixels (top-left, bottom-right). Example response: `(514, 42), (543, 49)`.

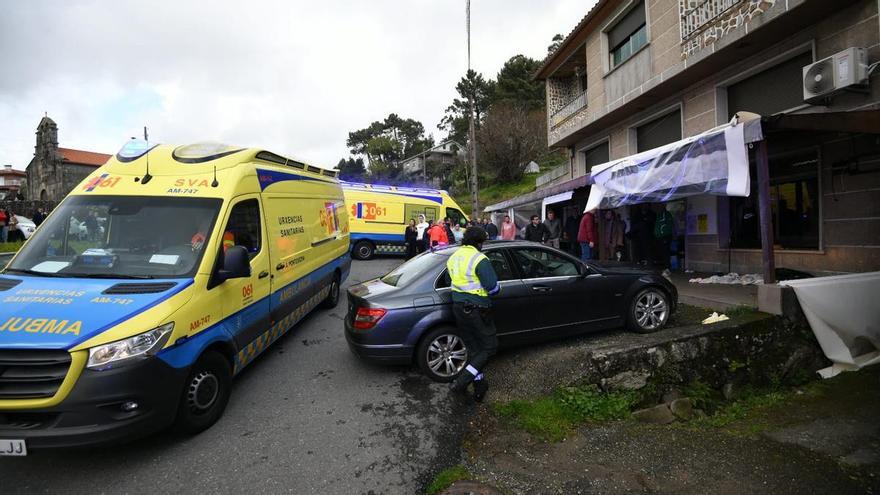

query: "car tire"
(173, 351), (232, 435)
(627, 287), (670, 334)
(417, 326), (469, 383)
(352, 240), (375, 260)
(321, 273), (341, 309)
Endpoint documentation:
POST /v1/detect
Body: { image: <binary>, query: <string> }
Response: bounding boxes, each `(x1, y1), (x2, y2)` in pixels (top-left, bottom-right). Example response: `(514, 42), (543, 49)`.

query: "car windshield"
(7, 195), (222, 279)
(381, 251), (447, 287)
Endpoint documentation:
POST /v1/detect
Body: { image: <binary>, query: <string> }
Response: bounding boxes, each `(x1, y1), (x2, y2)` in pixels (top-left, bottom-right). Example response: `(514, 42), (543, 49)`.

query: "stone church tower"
(25, 116), (111, 202)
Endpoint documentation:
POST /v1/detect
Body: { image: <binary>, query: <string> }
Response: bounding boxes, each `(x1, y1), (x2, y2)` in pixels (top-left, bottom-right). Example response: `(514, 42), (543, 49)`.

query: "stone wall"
(486, 312), (827, 402)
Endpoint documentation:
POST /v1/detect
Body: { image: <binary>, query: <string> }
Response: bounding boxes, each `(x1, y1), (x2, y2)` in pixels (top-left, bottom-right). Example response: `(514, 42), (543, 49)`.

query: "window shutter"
(608, 2), (646, 49)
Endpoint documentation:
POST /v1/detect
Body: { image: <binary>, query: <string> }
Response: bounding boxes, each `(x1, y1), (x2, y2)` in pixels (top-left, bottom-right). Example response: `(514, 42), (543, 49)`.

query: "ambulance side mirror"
(212, 246), (251, 287)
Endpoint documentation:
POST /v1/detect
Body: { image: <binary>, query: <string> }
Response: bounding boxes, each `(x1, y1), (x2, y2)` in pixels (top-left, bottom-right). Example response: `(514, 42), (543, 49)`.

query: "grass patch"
(454, 173), (540, 216)
(424, 465), (472, 495)
(0, 241), (23, 253)
(495, 385), (640, 441)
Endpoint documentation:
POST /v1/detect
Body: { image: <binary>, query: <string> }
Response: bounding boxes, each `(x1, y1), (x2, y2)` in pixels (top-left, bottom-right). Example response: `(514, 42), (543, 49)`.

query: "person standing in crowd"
(33, 208), (46, 227)
(500, 215), (516, 240)
(524, 215), (548, 243)
(404, 218), (418, 259)
(564, 212), (581, 257)
(0, 208), (8, 243)
(604, 211), (626, 261)
(543, 210), (562, 249)
(427, 220), (449, 248)
(415, 214), (429, 253)
(451, 223), (464, 243)
(654, 204), (675, 268)
(630, 205), (653, 265)
(484, 218), (498, 240)
(448, 227), (499, 402)
(442, 217), (455, 244)
(577, 208), (597, 262)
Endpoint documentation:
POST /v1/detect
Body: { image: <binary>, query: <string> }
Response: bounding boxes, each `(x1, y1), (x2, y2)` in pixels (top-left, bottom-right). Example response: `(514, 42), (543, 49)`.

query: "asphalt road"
(0, 258), (471, 494)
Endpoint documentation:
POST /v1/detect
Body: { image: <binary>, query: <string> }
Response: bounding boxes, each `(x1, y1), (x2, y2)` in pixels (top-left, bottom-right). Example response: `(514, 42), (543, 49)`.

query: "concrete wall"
(548, 0), (880, 147)
(544, 0), (880, 275)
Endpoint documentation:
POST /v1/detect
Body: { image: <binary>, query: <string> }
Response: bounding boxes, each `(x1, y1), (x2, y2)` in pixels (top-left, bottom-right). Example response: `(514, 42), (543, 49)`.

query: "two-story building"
(399, 140), (464, 188)
(486, 0), (879, 276)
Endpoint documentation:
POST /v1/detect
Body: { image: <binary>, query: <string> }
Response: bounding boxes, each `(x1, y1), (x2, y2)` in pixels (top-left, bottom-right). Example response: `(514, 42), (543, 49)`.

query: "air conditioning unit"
(803, 47), (868, 104)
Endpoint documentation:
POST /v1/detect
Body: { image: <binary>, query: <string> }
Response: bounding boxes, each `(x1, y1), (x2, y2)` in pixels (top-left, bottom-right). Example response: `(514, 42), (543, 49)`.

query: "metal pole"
(755, 139), (776, 284)
(466, 0), (479, 218)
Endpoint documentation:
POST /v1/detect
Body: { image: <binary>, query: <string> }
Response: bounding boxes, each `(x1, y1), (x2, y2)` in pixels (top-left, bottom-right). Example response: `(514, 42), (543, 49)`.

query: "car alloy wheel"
(634, 289), (668, 331)
(425, 333), (467, 379)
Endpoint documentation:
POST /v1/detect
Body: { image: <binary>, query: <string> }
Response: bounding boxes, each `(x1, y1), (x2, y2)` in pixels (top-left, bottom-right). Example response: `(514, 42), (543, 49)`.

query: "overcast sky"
(0, 0), (594, 170)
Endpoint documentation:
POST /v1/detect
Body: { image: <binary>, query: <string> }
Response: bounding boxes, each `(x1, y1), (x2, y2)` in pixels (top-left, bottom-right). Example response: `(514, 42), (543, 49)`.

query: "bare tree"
(477, 101), (546, 183)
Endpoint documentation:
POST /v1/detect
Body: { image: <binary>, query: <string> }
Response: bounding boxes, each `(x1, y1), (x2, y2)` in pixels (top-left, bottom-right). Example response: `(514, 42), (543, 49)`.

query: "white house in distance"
(399, 140), (464, 187)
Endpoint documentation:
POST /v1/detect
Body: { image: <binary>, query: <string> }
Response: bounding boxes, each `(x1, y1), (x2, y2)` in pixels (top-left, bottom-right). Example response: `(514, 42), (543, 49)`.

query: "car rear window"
(381, 251), (446, 287)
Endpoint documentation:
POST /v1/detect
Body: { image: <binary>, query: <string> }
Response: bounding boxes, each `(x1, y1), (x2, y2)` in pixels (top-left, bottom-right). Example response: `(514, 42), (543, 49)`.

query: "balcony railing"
(536, 165), (568, 187)
(680, 0), (745, 42)
(549, 90), (587, 128)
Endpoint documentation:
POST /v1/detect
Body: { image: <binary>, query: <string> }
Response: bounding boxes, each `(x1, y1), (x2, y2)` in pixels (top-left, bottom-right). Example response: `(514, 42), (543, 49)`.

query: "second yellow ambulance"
(342, 182), (467, 259)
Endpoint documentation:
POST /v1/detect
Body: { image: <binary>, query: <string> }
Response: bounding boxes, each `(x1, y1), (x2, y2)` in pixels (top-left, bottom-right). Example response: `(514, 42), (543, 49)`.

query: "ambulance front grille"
(0, 350), (71, 399)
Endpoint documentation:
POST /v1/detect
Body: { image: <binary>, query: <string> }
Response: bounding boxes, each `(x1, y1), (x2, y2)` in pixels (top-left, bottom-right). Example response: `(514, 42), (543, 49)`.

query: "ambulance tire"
(352, 240), (375, 260)
(321, 273), (341, 309)
(173, 351), (232, 435)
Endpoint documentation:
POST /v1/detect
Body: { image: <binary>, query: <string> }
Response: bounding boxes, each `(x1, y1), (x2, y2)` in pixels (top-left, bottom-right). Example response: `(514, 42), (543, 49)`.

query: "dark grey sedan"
(344, 241), (677, 382)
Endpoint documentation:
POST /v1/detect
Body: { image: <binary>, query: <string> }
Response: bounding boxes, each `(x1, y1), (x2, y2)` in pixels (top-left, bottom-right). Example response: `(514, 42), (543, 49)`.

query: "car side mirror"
(212, 246), (251, 286)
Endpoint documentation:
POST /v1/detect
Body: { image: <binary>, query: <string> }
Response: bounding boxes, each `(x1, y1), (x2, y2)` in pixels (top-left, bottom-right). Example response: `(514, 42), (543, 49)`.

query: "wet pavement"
(0, 258), (470, 494)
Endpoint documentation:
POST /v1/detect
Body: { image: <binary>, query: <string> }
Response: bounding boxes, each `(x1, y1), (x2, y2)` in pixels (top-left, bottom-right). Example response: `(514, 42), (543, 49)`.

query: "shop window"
(726, 51), (812, 119)
(608, 2), (647, 69)
(636, 110), (682, 153)
(224, 199), (262, 258)
(729, 149), (820, 250)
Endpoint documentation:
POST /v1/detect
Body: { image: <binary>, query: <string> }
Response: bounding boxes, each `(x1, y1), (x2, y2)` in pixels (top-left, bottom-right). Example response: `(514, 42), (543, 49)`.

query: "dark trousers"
(452, 302), (498, 383)
(405, 241), (417, 259)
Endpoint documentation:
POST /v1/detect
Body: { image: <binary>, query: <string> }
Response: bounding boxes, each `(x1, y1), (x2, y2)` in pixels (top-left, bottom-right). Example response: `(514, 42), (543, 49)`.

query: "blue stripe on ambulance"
(350, 233), (405, 244)
(156, 253), (349, 374)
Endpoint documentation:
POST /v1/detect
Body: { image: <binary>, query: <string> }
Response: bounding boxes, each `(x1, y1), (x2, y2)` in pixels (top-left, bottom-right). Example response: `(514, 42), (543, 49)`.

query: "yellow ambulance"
(0, 141), (349, 451)
(342, 182), (467, 259)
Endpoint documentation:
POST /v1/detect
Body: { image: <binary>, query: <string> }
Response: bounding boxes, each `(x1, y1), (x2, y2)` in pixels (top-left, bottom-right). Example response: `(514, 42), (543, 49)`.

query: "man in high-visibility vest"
(448, 226), (500, 402)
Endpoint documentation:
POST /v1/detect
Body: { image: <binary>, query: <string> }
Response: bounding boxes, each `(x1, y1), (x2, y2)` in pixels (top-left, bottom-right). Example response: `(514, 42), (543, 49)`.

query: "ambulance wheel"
(321, 273), (341, 309)
(352, 240), (375, 260)
(174, 351), (232, 434)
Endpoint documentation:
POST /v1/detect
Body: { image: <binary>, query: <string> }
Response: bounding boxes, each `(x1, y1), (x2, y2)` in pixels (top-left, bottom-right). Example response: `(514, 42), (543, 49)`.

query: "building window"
(726, 51), (813, 119)
(581, 142), (610, 176)
(729, 148), (820, 250)
(608, 2), (647, 69)
(636, 109), (682, 153)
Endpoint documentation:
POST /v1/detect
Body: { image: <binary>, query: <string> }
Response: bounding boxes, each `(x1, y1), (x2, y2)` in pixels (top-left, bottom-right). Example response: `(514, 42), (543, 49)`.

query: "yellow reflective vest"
(447, 245), (489, 297)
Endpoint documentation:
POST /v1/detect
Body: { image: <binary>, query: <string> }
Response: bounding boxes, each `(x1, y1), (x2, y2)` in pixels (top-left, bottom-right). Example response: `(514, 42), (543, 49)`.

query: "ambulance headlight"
(87, 322), (174, 369)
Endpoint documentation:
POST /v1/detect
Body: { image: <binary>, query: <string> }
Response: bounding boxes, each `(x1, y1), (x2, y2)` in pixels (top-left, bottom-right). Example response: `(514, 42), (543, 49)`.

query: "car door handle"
(276, 263), (285, 271)
(258, 270), (269, 279)
(531, 285), (552, 293)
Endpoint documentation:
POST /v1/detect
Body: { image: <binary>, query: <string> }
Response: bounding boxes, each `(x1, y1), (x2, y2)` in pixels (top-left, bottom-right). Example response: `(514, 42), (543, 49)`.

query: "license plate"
(0, 439), (27, 456)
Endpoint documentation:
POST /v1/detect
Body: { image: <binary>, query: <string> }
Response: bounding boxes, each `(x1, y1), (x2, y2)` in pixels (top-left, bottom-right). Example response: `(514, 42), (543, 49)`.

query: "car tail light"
(353, 307), (387, 330)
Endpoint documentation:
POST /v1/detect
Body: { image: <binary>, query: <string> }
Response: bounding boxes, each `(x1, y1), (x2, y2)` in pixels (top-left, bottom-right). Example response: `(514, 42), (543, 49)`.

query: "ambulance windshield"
(7, 196), (222, 279)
